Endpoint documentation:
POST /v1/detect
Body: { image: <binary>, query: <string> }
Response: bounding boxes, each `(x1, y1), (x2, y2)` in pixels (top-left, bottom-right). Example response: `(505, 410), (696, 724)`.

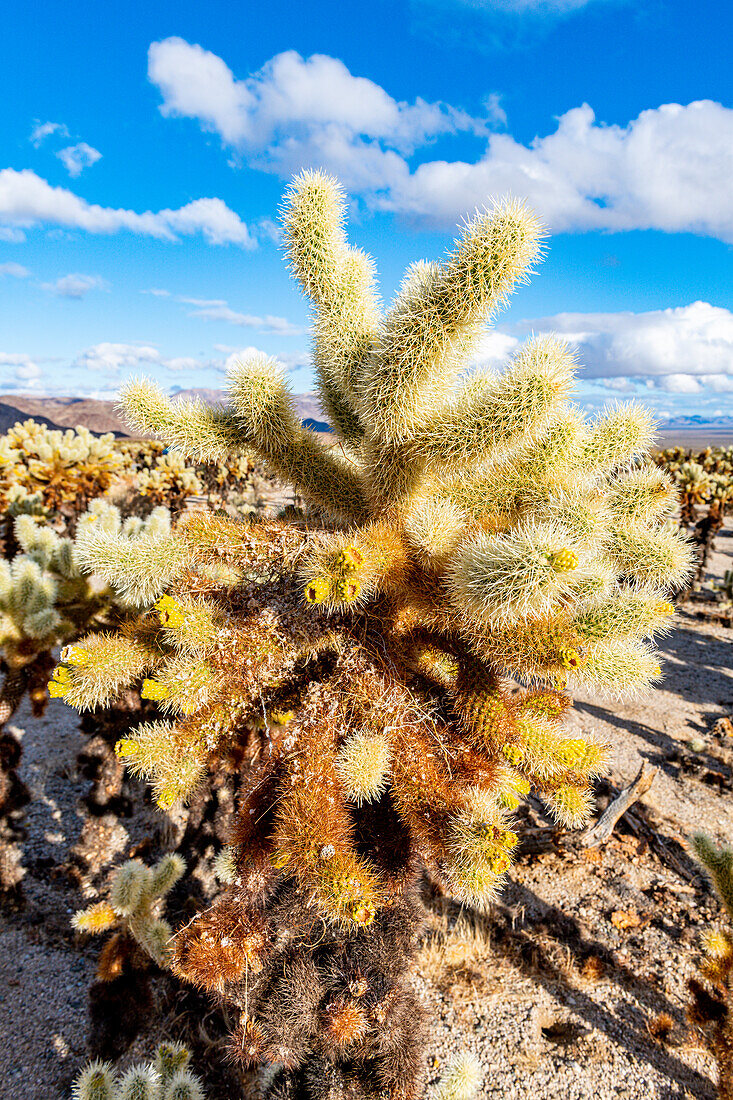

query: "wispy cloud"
(72, 342), (218, 373)
(41, 272), (109, 299)
(0, 169), (256, 247)
(56, 142), (102, 177)
(0, 261), (30, 278)
(29, 120), (69, 147)
(179, 297), (304, 333)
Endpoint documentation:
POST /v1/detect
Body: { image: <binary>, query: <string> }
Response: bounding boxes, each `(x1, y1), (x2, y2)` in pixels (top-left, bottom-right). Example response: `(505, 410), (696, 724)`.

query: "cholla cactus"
(0, 500), (171, 724)
(72, 1041), (204, 1100)
(0, 419), (123, 514)
(60, 171), (692, 1097)
(136, 451), (206, 509)
(73, 854), (185, 973)
(688, 834), (733, 1098)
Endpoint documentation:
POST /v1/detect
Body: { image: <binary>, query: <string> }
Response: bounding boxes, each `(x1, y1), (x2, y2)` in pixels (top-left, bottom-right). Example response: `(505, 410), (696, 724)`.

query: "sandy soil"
(1, 526), (731, 1100)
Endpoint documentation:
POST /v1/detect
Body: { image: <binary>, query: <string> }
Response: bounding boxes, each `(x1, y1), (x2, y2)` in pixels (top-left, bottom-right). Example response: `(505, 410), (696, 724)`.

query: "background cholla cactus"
(59, 170), (693, 1098)
(0, 419), (123, 516)
(0, 501), (171, 825)
(72, 1041), (205, 1100)
(688, 834), (733, 1099)
(73, 854), (185, 977)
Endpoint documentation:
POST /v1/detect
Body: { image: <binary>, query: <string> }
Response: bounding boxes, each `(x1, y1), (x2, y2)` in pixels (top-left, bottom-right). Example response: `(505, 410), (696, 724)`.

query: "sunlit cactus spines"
(71, 1042), (204, 1100)
(60, 171), (693, 1098)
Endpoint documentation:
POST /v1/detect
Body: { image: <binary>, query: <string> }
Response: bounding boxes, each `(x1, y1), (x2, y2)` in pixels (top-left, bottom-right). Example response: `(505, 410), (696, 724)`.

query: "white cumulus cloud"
(378, 101), (733, 241)
(148, 39), (489, 191)
(147, 40), (733, 244)
(0, 169), (255, 247)
(57, 142), (102, 177)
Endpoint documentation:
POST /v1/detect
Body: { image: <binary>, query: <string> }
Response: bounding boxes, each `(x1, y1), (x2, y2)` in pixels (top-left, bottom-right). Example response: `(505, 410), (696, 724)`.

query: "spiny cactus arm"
(51, 634), (155, 709)
(607, 465), (678, 524)
(171, 891), (269, 991)
(270, 691), (383, 925)
(115, 1066), (159, 1100)
(444, 786), (519, 904)
(430, 1053), (483, 1100)
(445, 521), (586, 625)
(227, 353), (369, 521)
(299, 522), (411, 609)
(606, 521), (695, 589)
(154, 1044), (192, 1091)
(573, 588), (675, 643)
(361, 197), (544, 442)
(71, 1059), (116, 1100)
(73, 526), (191, 606)
(335, 729), (392, 805)
(115, 720), (206, 809)
(163, 1070), (206, 1100)
(581, 402), (656, 473)
(119, 377), (243, 462)
(409, 335), (576, 475)
(572, 638), (663, 695)
(280, 172), (381, 445)
(441, 407), (587, 520)
(691, 833), (733, 920)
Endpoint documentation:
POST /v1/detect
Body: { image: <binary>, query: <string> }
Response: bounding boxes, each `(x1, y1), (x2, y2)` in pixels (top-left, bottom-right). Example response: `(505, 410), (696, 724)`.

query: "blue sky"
(1, 0), (732, 421)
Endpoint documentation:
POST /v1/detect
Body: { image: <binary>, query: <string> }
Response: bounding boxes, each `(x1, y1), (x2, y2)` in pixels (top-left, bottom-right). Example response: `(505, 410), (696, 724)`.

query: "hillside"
(0, 392), (329, 437)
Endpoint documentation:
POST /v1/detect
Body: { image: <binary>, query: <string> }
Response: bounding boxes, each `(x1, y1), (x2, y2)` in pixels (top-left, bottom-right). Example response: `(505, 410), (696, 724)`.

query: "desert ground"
(1, 500), (731, 1100)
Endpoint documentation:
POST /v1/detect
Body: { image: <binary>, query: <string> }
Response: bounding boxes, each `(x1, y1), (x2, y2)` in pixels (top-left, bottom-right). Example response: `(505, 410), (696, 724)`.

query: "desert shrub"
(56, 171), (691, 1097)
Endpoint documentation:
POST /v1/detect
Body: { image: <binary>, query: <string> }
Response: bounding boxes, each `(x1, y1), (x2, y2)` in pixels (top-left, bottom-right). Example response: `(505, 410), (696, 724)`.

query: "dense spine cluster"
(57, 171), (692, 1097)
(688, 834), (733, 1099)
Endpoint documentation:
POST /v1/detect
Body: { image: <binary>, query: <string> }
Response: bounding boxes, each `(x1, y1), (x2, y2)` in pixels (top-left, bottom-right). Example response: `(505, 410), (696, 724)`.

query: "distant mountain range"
(1, 392), (731, 438)
(0, 391), (330, 437)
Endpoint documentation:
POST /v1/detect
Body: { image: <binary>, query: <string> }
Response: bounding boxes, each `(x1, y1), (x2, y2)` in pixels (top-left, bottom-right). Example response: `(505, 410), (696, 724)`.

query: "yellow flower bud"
(502, 744), (524, 765)
(490, 853), (511, 875)
(156, 595), (186, 628)
(51, 665), (71, 683)
(560, 647), (583, 670)
(550, 548), (579, 572)
(271, 850), (291, 869)
(336, 546), (364, 572)
(141, 679), (169, 701)
(502, 830), (519, 849)
(156, 787), (177, 810)
(48, 680), (70, 698)
(653, 601), (675, 617)
(303, 577), (330, 604)
(561, 738), (588, 766)
(115, 738), (139, 759)
(73, 902), (118, 933)
(60, 645), (89, 666)
(351, 902), (376, 926)
(336, 578), (361, 602)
